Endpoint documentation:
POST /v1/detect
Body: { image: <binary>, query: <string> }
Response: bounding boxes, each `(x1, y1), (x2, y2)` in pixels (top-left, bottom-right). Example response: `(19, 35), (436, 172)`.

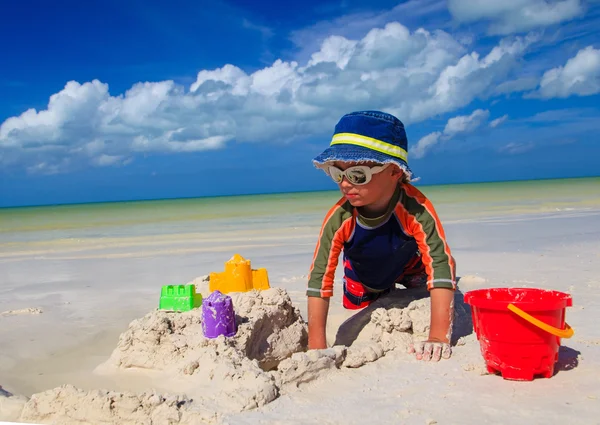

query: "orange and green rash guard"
(307, 183), (457, 298)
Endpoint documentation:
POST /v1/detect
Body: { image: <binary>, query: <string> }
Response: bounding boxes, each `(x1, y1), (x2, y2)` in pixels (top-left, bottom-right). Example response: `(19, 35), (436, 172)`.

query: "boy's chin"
(346, 197), (365, 206)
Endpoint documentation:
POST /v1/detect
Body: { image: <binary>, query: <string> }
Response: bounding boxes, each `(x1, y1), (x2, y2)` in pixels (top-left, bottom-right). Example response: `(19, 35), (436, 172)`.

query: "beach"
(1, 177), (600, 424)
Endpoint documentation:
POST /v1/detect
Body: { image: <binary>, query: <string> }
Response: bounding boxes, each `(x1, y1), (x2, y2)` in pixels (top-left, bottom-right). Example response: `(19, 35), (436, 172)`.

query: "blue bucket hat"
(312, 110), (416, 181)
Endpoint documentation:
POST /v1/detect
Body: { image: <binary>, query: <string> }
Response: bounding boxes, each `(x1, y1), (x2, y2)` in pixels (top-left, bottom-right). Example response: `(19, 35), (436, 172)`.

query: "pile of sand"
(19, 385), (204, 425)
(94, 287), (307, 412)
(2, 281), (470, 424)
(335, 289), (472, 368)
(99, 287), (308, 373)
(339, 298), (428, 368)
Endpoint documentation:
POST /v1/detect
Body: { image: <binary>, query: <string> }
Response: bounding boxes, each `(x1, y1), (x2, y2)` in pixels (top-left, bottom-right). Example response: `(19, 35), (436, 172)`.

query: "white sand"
(1, 206), (600, 424)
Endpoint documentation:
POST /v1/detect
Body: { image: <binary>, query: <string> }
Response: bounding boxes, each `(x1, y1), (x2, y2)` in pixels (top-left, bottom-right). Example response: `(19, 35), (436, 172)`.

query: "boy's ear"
(390, 164), (404, 179)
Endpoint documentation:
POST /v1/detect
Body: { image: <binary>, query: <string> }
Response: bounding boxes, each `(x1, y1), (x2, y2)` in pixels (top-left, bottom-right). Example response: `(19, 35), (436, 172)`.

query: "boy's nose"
(339, 177), (354, 189)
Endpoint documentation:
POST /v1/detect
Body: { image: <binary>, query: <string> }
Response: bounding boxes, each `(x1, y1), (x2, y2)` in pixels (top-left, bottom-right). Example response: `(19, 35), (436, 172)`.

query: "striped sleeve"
(396, 184), (457, 290)
(307, 199), (355, 298)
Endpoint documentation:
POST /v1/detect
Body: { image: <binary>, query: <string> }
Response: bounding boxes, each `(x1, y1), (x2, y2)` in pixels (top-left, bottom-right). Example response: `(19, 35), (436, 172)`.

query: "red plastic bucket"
(464, 288), (574, 381)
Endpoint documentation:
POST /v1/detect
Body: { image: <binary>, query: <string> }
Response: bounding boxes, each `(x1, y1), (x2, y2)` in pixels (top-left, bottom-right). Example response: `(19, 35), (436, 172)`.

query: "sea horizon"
(2, 174), (599, 210)
(2, 175), (599, 244)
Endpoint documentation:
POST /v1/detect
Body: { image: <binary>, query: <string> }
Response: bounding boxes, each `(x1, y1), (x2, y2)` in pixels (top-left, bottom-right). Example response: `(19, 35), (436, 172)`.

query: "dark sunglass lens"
(347, 169), (367, 184)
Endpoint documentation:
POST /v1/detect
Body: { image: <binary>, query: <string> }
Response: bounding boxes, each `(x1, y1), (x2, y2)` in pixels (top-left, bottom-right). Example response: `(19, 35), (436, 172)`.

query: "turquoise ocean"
(1, 178), (599, 252)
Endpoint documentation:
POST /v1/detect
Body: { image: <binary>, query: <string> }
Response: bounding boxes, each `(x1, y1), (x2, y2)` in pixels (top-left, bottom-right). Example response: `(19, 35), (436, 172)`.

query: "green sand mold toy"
(159, 284), (203, 312)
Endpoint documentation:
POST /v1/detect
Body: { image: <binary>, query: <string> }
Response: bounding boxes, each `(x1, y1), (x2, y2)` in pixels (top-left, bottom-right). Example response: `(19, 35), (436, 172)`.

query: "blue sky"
(1, 0), (599, 207)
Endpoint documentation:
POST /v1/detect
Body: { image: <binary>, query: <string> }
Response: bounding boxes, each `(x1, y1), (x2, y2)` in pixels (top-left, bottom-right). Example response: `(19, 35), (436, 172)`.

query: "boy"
(307, 110), (457, 362)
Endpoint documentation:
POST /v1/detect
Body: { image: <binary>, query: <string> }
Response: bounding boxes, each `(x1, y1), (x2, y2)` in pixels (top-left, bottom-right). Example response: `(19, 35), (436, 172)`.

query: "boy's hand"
(409, 339), (452, 362)
(416, 287), (454, 362)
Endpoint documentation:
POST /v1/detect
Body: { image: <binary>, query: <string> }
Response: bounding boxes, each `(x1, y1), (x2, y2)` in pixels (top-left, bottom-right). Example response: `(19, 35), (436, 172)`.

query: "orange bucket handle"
(507, 304), (574, 339)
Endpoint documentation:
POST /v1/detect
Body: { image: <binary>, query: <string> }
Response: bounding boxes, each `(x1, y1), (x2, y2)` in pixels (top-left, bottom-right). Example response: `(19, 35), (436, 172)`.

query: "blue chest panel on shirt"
(343, 214), (418, 291)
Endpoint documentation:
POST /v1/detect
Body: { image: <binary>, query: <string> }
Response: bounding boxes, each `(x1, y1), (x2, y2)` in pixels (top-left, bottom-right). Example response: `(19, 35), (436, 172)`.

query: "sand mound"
(99, 287), (307, 374)
(333, 297), (430, 368)
(228, 288), (309, 370)
(4, 283), (473, 425)
(274, 347), (347, 388)
(19, 385), (210, 425)
(335, 291), (472, 368)
(93, 287), (306, 414)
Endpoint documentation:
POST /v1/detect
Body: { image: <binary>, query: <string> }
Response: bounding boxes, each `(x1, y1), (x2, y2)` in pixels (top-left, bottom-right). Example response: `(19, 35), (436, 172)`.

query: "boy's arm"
(410, 202), (456, 345)
(400, 186), (457, 360)
(429, 287), (454, 343)
(306, 201), (353, 349)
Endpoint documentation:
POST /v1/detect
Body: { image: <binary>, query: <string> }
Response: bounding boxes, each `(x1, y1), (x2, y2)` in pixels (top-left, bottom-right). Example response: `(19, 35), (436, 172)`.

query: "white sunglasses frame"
(326, 163), (391, 185)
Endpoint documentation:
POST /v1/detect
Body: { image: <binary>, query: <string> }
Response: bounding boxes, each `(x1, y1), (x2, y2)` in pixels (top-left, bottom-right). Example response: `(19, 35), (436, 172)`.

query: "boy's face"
(331, 161), (402, 208)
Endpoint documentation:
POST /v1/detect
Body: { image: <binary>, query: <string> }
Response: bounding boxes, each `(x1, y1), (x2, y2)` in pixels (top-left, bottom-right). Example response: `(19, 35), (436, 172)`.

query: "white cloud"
(411, 132), (442, 159)
(443, 109), (490, 137)
(189, 64), (250, 95)
(499, 141), (535, 154)
(524, 107), (598, 122)
(490, 114), (509, 128)
(494, 76), (539, 95)
(411, 109), (490, 158)
(94, 154), (127, 167)
(404, 34), (537, 122)
(531, 46), (600, 98)
(307, 36), (358, 69)
(448, 0), (586, 35)
(25, 160), (69, 175)
(1, 22), (538, 174)
(289, 0), (449, 63)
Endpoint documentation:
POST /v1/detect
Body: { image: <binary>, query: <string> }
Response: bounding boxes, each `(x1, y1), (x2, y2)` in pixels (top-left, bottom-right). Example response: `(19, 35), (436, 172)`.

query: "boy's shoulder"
(326, 196), (355, 216)
(399, 182), (428, 201)
(320, 197), (354, 227)
(398, 182), (432, 211)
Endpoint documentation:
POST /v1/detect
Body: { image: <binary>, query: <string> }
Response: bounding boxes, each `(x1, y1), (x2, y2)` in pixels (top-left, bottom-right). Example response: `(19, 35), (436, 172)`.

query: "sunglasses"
(327, 163), (390, 186)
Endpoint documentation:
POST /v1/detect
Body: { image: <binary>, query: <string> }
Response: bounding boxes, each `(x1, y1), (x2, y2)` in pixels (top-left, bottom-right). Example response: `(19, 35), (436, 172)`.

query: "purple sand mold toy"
(202, 290), (237, 338)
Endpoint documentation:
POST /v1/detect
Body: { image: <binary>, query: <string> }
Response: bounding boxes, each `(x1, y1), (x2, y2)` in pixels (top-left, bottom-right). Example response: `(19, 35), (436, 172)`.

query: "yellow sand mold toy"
(209, 254), (270, 294)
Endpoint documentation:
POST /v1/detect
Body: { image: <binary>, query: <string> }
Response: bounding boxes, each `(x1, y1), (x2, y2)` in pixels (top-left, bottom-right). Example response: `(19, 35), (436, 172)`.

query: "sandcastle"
(1, 272), (471, 425)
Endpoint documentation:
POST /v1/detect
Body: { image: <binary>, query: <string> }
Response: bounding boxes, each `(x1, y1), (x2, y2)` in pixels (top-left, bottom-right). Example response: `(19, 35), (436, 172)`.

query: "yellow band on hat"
(330, 132), (408, 162)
